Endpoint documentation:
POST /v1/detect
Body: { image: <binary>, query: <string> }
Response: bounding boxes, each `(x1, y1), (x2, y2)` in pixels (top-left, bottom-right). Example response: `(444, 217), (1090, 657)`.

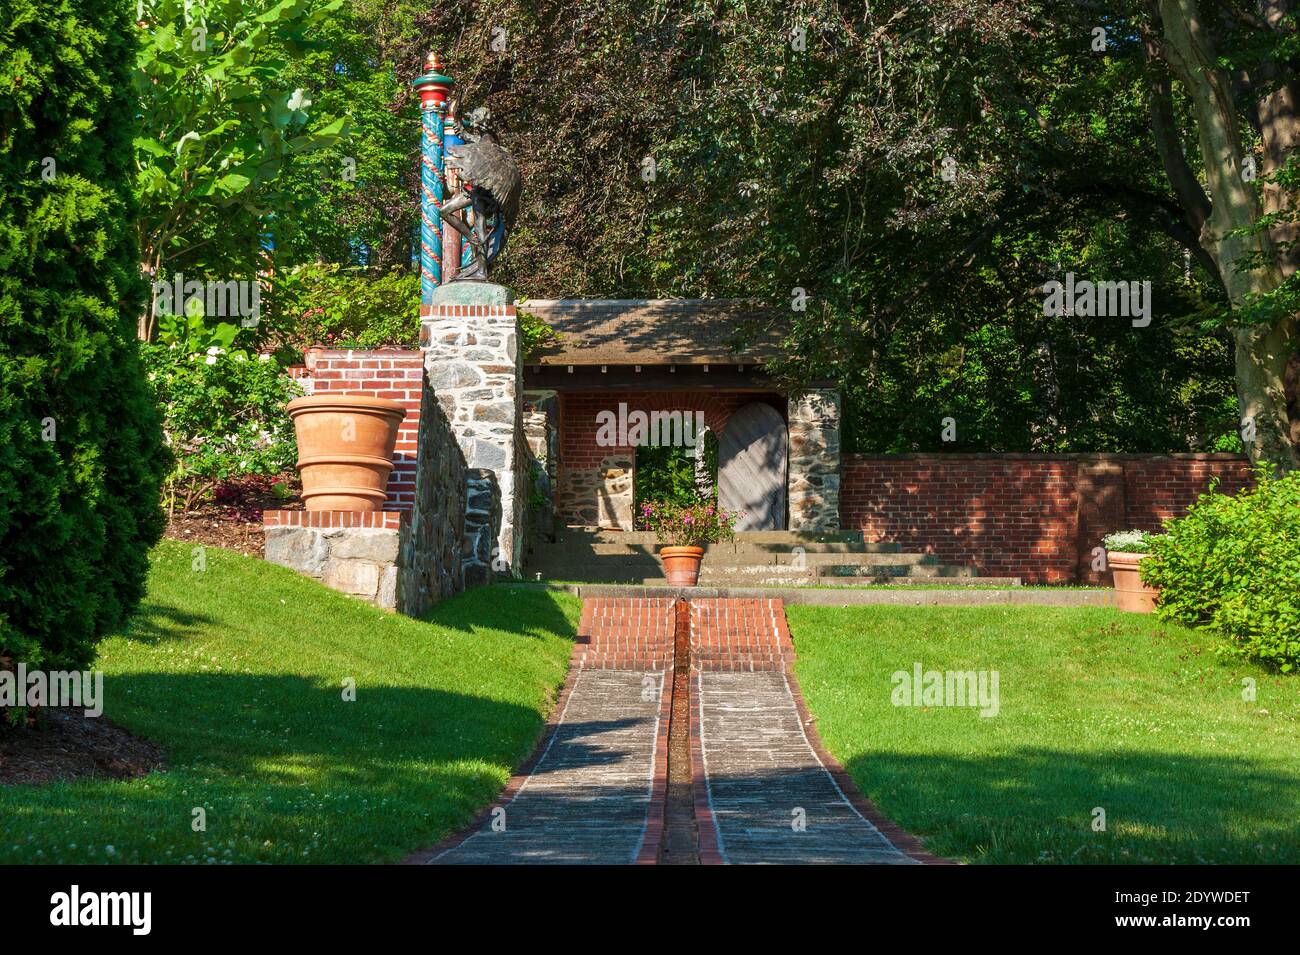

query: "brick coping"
(844, 451), (1249, 462)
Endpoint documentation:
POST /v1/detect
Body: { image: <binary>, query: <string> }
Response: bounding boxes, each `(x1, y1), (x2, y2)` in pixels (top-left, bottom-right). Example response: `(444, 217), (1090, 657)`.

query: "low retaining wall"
(264, 348), (472, 612)
(840, 453), (1253, 584)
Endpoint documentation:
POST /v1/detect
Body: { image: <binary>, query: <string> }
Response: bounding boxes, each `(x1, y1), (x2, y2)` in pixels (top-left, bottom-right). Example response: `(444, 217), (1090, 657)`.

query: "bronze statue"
(441, 112), (522, 281)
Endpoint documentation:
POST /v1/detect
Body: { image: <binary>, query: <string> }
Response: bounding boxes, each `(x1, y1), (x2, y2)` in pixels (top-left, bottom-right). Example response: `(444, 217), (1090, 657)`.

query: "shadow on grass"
(122, 601), (222, 645)
(0, 670), (587, 863)
(843, 747), (1300, 864)
(417, 584), (579, 641)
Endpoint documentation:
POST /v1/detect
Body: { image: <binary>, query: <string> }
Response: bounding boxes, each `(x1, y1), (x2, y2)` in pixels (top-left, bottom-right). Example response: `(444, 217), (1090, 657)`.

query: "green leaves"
(1145, 470), (1300, 672)
(133, 0), (352, 289)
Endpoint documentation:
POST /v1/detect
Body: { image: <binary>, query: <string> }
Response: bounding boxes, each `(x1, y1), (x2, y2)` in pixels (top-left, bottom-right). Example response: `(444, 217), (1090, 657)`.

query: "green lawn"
(0, 542), (578, 864)
(788, 605), (1300, 864)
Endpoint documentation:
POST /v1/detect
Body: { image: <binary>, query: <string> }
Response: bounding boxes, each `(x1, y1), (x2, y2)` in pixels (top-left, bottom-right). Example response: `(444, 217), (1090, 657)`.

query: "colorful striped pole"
(412, 52), (454, 305)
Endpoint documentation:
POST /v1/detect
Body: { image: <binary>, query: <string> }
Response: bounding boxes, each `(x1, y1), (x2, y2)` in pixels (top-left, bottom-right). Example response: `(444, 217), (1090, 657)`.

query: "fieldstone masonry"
(420, 282), (526, 578)
(787, 388), (841, 531)
(265, 522), (404, 610)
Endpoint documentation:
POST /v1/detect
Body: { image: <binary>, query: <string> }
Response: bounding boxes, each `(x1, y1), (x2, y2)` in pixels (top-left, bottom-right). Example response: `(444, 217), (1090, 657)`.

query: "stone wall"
(399, 377), (467, 611)
(420, 284), (525, 577)
(840, 452), (1254, 584)
(787, 388), (841, 531)
(523, 391), (558, 543)
(263, 512), (405, 610)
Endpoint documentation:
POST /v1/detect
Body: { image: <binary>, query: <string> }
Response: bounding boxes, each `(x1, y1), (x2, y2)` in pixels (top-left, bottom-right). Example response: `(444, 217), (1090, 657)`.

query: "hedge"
(0, 1), (168, 670)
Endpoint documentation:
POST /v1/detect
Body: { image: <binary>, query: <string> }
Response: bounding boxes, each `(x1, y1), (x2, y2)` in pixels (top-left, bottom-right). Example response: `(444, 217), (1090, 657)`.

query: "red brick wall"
(558, 391), (781, 470)
(841, 454), (1253, 584)
(303, 349), (424, 511)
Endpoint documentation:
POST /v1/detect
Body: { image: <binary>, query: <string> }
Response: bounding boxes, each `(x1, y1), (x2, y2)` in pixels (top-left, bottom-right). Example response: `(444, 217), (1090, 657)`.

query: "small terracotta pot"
(287, 394), (405, 511)
(303, 345), (327, 371)
(1109, 551), (1159, 613)
(659, 545), (705, 587)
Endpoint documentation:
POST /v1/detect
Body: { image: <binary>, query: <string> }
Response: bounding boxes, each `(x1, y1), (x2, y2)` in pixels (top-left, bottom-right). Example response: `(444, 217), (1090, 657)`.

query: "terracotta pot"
(303, 345), (327, 371)
(1109, 551), (1159, 613)
(659, 545), (705, 587)
(287, 394), (405, 511)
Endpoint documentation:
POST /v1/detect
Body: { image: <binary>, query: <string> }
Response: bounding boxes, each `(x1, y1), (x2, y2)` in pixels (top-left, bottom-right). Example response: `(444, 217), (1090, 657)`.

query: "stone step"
(526, 559), (975, 582)
(641, 575), (1023, 587)
(555, 528), (867, 546)
(534, 540), (900, 556)
(528, 546), (926, 564)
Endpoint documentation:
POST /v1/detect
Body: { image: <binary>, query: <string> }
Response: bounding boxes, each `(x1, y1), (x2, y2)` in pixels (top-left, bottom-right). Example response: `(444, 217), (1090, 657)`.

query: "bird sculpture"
(441, 118), (522, 281)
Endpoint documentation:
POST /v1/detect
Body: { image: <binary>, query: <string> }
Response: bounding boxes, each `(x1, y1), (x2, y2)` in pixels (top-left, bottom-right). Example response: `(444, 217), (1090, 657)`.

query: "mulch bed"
(163, 475), (304, 557)
(0, 708), (164, 786)
(165, 510), (270, 556)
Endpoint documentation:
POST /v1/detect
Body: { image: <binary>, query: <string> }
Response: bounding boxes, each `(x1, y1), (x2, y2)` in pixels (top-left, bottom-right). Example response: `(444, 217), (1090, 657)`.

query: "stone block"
(327, 528), (401, 564)
(264, 526), (329, 576)
(321, 558), (381, 597)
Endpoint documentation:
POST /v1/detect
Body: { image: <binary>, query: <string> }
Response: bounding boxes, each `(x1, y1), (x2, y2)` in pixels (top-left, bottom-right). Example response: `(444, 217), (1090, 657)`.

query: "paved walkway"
(414, 596), (940, 865)
(421, 598), (673, 865)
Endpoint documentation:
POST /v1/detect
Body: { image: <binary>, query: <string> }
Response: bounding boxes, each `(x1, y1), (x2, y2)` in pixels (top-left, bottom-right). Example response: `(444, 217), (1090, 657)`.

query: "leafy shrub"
(639, 500), (738, 547)
(269, 263), (562, 357)
(143, 313), (301, 513)
(269, 262), (420, 350)
(1102, 530), (1157, 554)
(1143, 471), (1300, 672)
(0, 1), (168, 670)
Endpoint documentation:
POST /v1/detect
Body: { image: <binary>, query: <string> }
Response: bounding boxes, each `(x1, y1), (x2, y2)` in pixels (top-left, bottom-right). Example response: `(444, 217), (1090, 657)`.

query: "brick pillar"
(420, 282), (525, 579)
(1075, 458), (1127, 585)
(787, 388), (841, 530)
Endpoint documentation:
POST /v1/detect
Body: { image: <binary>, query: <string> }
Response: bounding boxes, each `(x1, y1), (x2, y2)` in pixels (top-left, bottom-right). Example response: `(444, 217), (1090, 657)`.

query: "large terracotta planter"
(1109, 551), (1159, 613)
(660, 545), (705, 587)
(287, 394), (405, 511)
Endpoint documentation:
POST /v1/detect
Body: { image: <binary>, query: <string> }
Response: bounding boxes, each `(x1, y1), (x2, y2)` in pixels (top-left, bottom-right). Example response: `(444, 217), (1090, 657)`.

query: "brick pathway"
(412, 595), (941, 865)
(417, 598), (673, 864)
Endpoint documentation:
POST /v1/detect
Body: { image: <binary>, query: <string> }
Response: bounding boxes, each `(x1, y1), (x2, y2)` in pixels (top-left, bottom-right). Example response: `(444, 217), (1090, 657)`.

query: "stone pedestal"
(787, 388), (841, 530)
(420, 282), (525, 578)
(264, 513), (405, 610)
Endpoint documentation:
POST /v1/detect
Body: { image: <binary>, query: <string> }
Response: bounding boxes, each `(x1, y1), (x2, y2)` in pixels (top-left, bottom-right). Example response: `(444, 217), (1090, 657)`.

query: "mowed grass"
(788, 605), (1300, 864)
(0, 541), (579, 864)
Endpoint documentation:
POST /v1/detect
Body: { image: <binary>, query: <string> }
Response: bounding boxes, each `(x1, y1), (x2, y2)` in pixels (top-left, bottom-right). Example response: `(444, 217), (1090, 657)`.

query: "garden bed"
(0, 709), (164, 787)
(164, 475), (303, 556)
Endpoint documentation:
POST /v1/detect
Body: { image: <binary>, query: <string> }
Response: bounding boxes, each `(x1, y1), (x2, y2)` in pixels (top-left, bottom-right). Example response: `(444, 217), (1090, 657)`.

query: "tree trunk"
(1158, 0), (1298, 470)
(1255, 1), (1300, 449)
